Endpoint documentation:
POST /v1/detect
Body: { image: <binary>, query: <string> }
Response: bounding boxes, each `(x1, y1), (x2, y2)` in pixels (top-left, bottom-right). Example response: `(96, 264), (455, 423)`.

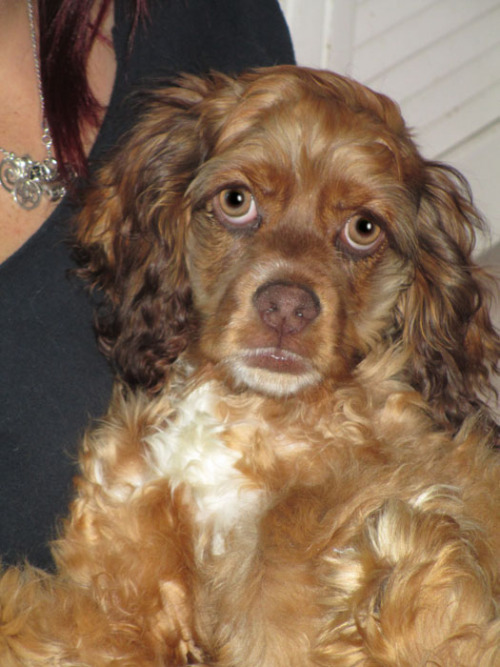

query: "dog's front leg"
(45, 389), (207, 665)
(315, 491), (500, 666)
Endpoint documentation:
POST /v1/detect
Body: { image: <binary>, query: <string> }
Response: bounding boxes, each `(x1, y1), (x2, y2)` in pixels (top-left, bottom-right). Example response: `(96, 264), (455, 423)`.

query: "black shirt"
(0, 0), (294, 570)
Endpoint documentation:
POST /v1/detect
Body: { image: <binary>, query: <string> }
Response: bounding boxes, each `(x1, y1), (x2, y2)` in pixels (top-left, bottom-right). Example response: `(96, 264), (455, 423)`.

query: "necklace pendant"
(1, 155), (43, 210)
(41, 158), (67, 202)
(0, 154), (66, 210)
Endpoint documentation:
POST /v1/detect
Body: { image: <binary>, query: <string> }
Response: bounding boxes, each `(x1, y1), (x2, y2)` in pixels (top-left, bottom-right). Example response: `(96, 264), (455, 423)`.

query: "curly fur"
(1, 66), (499, 666)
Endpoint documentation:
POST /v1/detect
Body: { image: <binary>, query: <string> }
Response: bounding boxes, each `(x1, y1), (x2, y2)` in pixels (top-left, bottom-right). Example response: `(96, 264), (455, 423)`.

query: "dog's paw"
(314, 488), (499, 666)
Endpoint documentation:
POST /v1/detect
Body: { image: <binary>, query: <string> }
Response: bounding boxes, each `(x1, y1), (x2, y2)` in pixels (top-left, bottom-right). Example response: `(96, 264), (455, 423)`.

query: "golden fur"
(1, 66), (499, 666)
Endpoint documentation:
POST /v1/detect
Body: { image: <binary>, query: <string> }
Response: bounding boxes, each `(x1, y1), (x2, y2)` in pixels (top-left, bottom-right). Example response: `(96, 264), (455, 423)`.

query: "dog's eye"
(214, 188), (258, 227)
(341, 215), (384, 254)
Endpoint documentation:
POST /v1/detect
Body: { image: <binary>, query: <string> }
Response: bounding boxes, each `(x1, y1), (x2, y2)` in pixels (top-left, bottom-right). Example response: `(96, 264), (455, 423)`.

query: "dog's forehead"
(206, 91), (407, 188)
(195, 106), (405, 206)
(210, 74), (402, 151)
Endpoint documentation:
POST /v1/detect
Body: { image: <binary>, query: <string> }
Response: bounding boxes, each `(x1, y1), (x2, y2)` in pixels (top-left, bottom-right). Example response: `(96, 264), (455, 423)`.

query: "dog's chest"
(145, 383), (264, 555)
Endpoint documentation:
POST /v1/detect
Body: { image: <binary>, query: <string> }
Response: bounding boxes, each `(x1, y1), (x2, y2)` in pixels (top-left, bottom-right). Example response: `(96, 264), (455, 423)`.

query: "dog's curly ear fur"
(397, 161), (499, 428)
(76, 75), (229, 391)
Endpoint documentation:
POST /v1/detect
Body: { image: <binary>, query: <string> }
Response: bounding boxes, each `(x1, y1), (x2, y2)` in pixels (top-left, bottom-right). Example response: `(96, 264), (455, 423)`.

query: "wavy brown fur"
(1, 66), (499, 665)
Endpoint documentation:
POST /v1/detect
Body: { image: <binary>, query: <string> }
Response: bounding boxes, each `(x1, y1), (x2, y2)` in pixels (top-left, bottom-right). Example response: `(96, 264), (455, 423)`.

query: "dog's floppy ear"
(397, 161), (499, 428)
(76, 76), (220, 391)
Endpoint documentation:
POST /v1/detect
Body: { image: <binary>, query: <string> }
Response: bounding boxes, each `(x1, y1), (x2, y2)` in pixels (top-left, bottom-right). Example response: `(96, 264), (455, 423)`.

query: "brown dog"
(1, 65), (499, 666)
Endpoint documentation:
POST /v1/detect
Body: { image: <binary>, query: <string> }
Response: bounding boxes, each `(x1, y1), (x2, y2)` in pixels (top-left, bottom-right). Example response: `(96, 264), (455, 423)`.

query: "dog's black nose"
(253, 281), (320, 337)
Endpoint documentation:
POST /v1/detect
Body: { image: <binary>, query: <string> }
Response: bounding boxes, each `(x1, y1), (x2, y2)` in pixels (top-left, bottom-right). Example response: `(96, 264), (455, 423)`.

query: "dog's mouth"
(243, 348), (311, 375)
(226, 347), (321, 397)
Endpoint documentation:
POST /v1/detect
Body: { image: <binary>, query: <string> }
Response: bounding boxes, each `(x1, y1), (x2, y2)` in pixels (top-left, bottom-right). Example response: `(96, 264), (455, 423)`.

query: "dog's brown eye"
(341, 215), (384, 254)
(214, 188), (258, 227)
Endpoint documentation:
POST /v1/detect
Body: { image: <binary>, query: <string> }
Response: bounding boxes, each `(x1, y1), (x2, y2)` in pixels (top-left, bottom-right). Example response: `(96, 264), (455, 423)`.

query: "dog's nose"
(253, 282), (320, 337)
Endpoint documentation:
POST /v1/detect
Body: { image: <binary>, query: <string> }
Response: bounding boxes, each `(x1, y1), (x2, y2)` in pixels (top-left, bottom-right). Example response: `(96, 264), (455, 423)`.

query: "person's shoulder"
(140, 0), (295, 71)
(172, 0), (296, 72)
(236, 0), (296, 66)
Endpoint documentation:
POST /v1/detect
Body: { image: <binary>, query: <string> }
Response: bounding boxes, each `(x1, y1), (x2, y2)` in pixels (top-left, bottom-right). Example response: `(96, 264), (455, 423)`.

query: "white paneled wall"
(279, 0), (500, 257)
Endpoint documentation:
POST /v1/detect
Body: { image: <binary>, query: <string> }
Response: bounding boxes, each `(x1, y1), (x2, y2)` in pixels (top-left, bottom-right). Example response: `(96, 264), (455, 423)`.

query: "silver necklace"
(0, 0), (66, 210)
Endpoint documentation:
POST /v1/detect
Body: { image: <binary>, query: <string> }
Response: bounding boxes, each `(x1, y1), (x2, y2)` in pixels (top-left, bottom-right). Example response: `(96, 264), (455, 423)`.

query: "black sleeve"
(190, 0), (296, 73)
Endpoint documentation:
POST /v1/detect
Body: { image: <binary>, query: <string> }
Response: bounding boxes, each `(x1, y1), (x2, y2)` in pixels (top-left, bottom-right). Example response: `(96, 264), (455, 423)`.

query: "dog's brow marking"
(145, 382), (263, 555)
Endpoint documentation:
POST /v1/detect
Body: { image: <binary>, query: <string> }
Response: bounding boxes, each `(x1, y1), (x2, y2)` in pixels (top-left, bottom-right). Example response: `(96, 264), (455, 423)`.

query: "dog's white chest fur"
(145, 382), (263, 555)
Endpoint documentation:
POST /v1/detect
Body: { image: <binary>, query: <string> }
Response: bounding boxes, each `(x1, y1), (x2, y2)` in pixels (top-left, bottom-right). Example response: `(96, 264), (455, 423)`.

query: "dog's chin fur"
(226, 349), (323, 397)
(1, 66), (499, 666)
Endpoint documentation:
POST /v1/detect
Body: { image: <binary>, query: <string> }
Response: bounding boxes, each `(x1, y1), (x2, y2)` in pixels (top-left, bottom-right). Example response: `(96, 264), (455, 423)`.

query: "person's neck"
(0, 0), (43, 154)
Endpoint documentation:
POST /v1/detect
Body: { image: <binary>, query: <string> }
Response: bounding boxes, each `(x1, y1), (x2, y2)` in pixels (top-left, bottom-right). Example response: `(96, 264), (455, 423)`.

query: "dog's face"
(185, 91), (417, 396)
(78, 66), (499, 425)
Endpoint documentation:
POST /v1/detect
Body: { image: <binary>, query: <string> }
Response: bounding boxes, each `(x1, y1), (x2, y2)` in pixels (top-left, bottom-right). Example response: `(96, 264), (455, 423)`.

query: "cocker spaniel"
(1, 65), (499, 666)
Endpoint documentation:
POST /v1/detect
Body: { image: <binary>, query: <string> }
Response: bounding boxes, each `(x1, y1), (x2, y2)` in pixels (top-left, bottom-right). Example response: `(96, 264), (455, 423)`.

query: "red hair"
(39, 0), (148, 180)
